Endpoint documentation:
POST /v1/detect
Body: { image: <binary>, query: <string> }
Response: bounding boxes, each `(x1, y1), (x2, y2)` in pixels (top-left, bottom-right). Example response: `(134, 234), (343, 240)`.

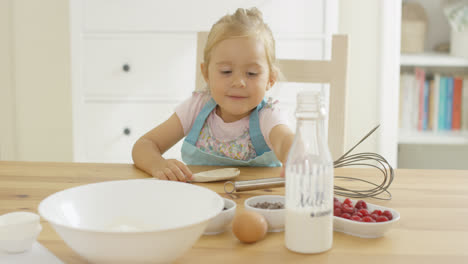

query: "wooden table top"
(1, 161), (468, 263)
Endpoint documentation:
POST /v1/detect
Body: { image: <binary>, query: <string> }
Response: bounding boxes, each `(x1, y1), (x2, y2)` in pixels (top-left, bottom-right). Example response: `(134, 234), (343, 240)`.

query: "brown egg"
(232, 210), (268, 243)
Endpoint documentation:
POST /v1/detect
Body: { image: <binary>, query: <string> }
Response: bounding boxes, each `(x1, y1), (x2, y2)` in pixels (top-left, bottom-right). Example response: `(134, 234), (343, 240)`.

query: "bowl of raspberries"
(333, 197), (400, 238)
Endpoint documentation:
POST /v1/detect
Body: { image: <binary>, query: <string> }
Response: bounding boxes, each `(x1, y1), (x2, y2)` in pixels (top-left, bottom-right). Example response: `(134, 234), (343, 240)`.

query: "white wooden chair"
(195, 32), (348, 160)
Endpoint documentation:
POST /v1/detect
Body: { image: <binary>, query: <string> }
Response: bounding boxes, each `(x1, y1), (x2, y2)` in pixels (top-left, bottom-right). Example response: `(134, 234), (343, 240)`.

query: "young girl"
(132, 7), (295, 181)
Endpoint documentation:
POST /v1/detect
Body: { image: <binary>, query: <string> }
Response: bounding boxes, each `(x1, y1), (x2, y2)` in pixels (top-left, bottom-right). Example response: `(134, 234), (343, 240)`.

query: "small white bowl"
(0, 212), (42, 253)
(0, 224), (42, 253)
(333, 197), (400, 238)
(244, 195), (285, 232)
(204, 198), (236, 235)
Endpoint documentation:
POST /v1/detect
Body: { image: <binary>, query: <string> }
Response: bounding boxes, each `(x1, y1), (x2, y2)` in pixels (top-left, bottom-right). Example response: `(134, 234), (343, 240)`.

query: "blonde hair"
(201, 8), (279, 89)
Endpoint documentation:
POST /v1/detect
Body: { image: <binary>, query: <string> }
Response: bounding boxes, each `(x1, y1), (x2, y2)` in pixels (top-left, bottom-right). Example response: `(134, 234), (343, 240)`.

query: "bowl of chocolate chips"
(244, 195), (285, 232)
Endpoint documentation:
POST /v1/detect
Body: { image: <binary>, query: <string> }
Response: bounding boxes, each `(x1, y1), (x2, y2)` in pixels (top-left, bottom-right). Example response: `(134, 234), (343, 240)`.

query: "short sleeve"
(175, 92), (211, 135)
(259, 98), (291, 150)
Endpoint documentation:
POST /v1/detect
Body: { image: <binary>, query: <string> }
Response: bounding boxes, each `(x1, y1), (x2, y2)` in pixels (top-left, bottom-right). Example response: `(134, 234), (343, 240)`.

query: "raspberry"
(334, 197), (339, 203)
(341, 204), (354, 214)
(371, 209), (382, 216)
(341, 213), (351, 219)
(358, 209), (370, 216)
(334, 200), (341, 209)
(350, 215), (362, 222)
(354, 212), (364, 218)
(355, 200), (367, 209)
(370, 213), (379, 220)
(362, 216), (375, 222)
(376, 216), (389, 222)
(344, 198), (353, 206)
(383, 210), (393, 220)
(334, 208), (342, 216)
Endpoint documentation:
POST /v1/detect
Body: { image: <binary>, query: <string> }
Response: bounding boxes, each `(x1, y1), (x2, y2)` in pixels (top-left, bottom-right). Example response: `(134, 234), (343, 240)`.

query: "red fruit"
(358, 209), (370, 216)
(376, 216), (389, 222)
(334, 197), (339, 203)
(362, 216), (375, 222)
(334, 200), (341, 209)
(354, 212), (364, 218)
(350, 215), (362, 222)
(344, 198), (353, 206)
(370, 213), (379, 220)
(341, 204), (354, 214)
(355, 200), (368, 209)
(341, 213), (351, 219)
(383, 210), (393, 220)
(334, 208), (342, 216)
(371, 209), (382, 216)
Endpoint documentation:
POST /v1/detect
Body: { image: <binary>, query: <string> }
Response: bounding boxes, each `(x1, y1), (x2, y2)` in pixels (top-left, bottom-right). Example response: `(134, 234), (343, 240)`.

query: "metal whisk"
(224, 124), (394, 200)
(333, 124), (394, 200)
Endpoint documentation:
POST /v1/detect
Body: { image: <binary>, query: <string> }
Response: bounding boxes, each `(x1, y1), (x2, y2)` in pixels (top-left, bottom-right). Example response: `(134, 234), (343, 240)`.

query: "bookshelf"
(398, 52), (468, 146)
(399, 130), (468, 145)
(401, 53), (468, 67)
(398, 1), (468, 170)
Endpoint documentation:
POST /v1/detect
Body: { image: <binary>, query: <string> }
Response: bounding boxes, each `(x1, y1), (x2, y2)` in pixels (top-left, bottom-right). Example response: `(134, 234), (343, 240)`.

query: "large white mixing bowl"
(38, 179), (223, 263)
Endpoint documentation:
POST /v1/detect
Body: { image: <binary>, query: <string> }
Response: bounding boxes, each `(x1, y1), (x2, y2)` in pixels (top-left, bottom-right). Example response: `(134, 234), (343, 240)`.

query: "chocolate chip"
(252, 201), (284, 209)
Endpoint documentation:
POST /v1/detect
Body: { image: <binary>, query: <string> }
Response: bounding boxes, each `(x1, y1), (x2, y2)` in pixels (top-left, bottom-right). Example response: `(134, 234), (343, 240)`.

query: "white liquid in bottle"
(285, 208), (332, 253)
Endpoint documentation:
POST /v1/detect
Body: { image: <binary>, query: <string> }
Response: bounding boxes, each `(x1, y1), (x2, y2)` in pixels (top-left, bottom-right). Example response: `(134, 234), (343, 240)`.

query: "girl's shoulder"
(191, 91), (212, 104)
(258, 97), (289, 126)
(175, 91), (212, 136)
(262, 97), (281, 110)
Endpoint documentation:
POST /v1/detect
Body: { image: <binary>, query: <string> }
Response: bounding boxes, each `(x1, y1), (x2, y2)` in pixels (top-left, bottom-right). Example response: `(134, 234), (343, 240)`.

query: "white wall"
(338, 0), (381, 154)
(0, 0), (16, 160)
(2, 0), (73, 161)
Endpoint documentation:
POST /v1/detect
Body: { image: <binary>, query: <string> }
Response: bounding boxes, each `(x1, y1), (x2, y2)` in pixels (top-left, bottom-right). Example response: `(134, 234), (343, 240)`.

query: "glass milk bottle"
(284, 90), (334, 253)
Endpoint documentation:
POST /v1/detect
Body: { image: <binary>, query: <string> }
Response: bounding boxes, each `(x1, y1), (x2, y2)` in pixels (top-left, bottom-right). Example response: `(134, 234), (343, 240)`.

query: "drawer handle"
(123, 127), (131, 136)
(122, 64), (130, 72)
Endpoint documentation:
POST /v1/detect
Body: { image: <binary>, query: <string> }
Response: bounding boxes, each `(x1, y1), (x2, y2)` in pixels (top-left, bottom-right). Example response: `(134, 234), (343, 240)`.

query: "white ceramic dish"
(244, 195), (285, 232)
(0, 211), (42, 253)
(0, 224), (42, 253)
(38, 179), (224, 264)
(204, 198), (236, 235)
(333, 197), (400, 238)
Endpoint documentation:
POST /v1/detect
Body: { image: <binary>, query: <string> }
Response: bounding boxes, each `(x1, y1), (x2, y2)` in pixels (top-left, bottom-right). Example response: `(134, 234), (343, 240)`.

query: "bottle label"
(310, 210), (332, 217)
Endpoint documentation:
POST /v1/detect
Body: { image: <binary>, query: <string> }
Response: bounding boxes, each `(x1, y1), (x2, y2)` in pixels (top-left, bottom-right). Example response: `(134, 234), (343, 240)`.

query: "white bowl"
(244, 195), (285, 232)
(0, 224), (42, 253)
(203, 198), (236, 235)
(0, 212), (42, 253)
(0, 212), (40, 238)
(333, 197), (400, 238)
(38, 179), (224, 264)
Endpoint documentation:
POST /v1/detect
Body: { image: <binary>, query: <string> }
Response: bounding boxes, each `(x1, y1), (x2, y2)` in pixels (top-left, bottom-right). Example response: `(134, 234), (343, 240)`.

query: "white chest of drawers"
(70, 0), (338, 163)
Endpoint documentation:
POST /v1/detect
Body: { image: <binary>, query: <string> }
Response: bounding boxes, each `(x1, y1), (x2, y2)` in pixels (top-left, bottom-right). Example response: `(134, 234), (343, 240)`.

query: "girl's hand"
(151, 159), (193, 182)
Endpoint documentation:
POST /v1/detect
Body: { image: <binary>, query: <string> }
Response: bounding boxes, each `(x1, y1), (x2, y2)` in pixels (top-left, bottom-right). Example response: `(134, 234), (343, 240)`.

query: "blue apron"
(181, 98), (281, 167)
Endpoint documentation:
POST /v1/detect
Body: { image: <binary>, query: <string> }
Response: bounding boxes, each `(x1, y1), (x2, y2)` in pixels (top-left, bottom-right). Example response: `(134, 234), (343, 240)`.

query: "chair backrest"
(195, 32), (348, 160)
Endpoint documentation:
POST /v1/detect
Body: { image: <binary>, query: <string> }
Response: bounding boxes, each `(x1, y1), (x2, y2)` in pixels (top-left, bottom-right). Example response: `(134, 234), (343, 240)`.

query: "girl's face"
(202, 37), (275, 123)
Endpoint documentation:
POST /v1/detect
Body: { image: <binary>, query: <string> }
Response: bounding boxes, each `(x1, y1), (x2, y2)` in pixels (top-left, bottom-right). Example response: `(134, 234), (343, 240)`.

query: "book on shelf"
(446, 77), (453, 130)
(453, 77), (463, 130)
(415, 68), (425, 131)
(399, 70), (468, 133)
(430, 74), (440, 130)
(463, 78), (468, 131)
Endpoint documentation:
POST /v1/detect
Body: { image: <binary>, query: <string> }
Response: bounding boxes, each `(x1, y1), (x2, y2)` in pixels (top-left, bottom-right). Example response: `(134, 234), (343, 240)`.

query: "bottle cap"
(296, 90), (326, 117)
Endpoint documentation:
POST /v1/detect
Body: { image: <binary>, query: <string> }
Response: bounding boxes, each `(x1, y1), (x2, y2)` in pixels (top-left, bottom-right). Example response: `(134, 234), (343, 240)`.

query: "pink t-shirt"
(175, 92), (289, 156)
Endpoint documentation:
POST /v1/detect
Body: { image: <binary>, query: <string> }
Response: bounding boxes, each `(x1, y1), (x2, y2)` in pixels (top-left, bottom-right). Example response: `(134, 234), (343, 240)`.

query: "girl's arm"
(269, 124), (295, 165)
(132, 113), (192, 181)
